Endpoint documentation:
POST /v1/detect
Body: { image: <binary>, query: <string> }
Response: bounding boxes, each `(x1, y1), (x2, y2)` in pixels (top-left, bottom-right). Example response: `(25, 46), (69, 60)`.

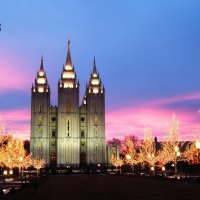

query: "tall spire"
(32, 58), (49, 93)
(87, 58), (103, 94)
(60, 40), (78, 89)
(93, 57), (97, 74)
(65, 39), (72, 67)
(40, 56), (44, 71)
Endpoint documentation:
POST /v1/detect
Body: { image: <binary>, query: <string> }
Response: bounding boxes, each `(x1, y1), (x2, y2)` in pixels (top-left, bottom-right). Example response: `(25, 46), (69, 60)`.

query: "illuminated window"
(66, 99), (71, 112)
(111, 153), (116, 159)
(94, 117), (98, 125)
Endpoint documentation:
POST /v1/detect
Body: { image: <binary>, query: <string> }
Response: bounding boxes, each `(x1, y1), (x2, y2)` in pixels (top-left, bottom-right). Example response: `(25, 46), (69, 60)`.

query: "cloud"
(0, 55), (32, 94)
(149, 92), (200, 106)
(0, 108), (30, 140)
(1, 91), (200, 142)
(106, 105), (200, 141)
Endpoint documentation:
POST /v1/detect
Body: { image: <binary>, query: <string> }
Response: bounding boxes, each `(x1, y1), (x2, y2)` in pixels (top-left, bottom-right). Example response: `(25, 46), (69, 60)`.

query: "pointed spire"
(66, 39), (72, 67)
(40, 56), (44, 71)
(93, 57), (97, 74)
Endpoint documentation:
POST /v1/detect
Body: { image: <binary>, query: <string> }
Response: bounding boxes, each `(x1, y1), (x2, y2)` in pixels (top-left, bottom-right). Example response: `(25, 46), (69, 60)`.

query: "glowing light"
(3, 170), (7, 175)
(39, 71), (44, 76)
(175, 146), (179, 152)
(64, 82), (73, 88)
(93, 73), (97, 77)
(62, 71), (75, 79)
(162, 166), (166, 171)
(126, 154), (131, 160)
(196, 141), (200, 149)
(91, 79), (100, 85)
(177, 151), (180, 157)
(65, 65), (72, 70)
(38, 87), (44, 93)
(37, 77), (46, 84)
(150, 166), (154, 171)
(93, 87), (99, 94)
(83, 100), (86, 104)
(9, 170), (13, 175)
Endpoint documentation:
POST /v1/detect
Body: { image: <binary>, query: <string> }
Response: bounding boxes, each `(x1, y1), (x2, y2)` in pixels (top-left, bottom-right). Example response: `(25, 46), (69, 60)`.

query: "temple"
(30, 41), (118, 167)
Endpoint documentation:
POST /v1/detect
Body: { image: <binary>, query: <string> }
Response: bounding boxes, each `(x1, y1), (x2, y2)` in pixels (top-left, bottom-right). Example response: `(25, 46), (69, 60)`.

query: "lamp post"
(174, 145), (180, 176)
(126, 154), (133, 173)
(162, 166), (166, 176)
(3, 170), (7, 184)
(148, 153), (155, 176)
(195, 141), (200, 177)
(19, 156), (23, 179)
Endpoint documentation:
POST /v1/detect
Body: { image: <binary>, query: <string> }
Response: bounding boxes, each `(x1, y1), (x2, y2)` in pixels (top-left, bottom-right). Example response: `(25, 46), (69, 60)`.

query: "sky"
(1, 0), (200, 141)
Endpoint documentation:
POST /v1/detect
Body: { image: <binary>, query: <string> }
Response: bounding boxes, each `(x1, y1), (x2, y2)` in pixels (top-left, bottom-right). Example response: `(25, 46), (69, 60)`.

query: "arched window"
(66, 99), (71, 112)
(39, 104), (43, 112)
(95, 142), (98, 151)
(50, 153), (56, 161)
(80, 152), (86, 164)
(38, 116), (42, 125)
(111, 153), (116, 159)
(95, 129), (98, 137)
(94, 103), (98, 113)
(52, 129), (55, 138)
(66, 119), (70, 137)
(38, 142), (42, 151)
(94, 117), (98, 125)
(38, 129), (42, 137)
(81, 130), (85, 138)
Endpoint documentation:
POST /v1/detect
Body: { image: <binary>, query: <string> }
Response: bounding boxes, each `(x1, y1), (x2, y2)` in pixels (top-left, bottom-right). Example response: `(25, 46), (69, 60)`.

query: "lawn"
(4, 175), (200, 200)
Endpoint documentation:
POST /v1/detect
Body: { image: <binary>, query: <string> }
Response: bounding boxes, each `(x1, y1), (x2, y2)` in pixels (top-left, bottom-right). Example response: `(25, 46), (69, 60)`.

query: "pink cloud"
(149, 92), (200, 105)
(1, 93), (200, 142)
(0, 108), (30, 140)
(106, 105), (200, 141)
(0, 55), (32, 94)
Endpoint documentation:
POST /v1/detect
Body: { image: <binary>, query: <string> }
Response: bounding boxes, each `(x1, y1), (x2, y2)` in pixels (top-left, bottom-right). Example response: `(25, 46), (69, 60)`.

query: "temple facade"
(30, 41), (108, 167)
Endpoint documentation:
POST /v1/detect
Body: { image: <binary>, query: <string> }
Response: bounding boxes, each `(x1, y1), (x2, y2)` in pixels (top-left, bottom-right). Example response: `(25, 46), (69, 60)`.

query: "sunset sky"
(1, 0), (200, 141)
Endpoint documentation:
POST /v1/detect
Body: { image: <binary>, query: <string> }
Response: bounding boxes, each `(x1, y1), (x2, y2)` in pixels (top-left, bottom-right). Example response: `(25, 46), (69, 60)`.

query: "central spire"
(60, 40), (78, 89)
(65, 40), (72, 69)
(40, 56), (44, 71)
(93, 57), (97, 75)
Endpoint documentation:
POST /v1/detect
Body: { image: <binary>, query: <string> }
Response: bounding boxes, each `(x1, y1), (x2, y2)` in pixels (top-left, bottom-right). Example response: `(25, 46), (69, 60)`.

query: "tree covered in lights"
(159, 113), (184, 174)
(0, 118), (45, 175)
(138, 127), (158, 172)
(121, 135), (139, 172)
(111, 157), (124, 174)
(184, 129), (200, 164)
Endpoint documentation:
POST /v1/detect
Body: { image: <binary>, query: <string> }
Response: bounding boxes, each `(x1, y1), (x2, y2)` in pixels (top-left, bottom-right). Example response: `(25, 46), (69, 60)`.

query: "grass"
(3, 175), (200, 200)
